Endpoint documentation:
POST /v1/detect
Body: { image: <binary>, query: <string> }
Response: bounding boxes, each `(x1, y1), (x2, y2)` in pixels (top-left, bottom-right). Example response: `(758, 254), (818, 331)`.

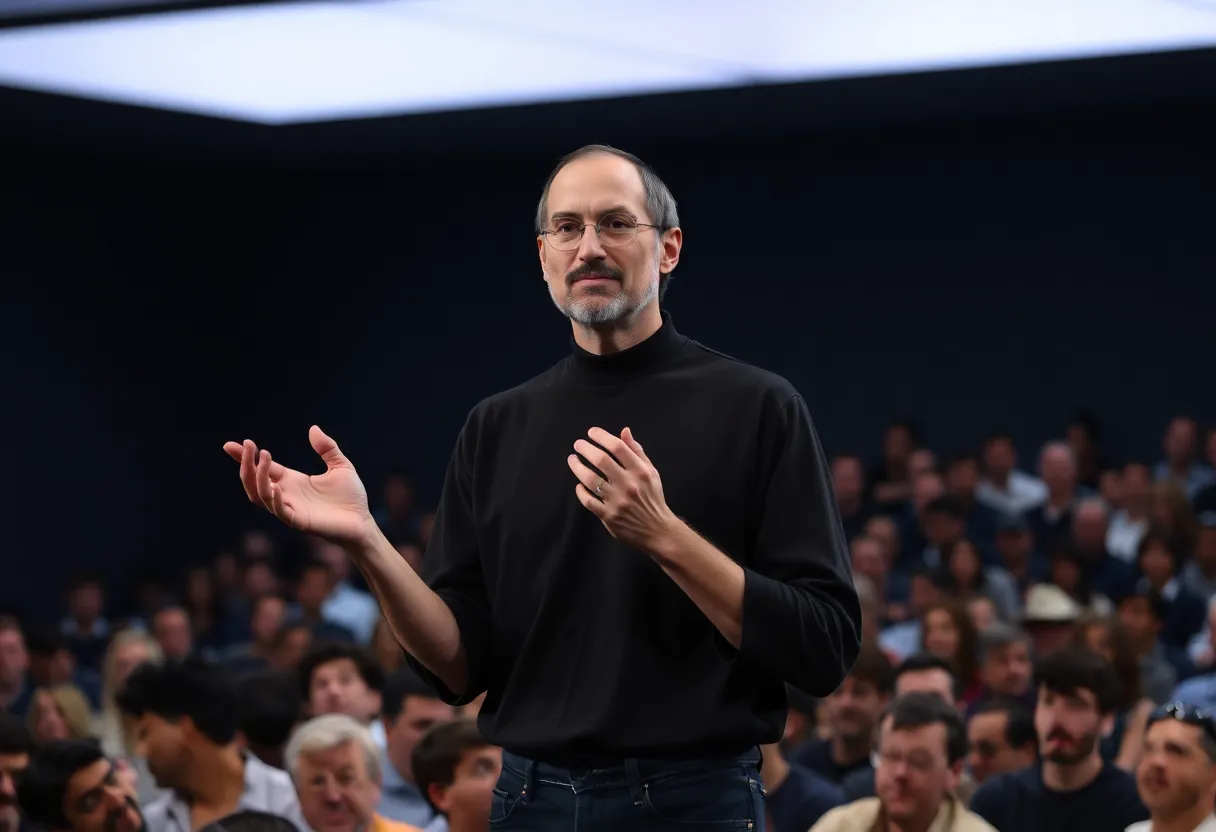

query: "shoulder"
(681, 339), (801, 403)
(1124, 823), (1152, 832)
(245, 756), (300, 809)
(462, 360), (570, 432)
(809, 798), (880, 832)
(971, 766), (1036, 806)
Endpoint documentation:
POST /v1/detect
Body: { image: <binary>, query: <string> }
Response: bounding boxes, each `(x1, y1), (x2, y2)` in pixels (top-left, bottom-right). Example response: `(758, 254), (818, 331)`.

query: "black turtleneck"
(407, 312), (860, 762)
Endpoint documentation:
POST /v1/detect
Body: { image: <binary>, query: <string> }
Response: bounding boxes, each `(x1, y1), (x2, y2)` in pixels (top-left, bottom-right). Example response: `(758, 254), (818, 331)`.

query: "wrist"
(347, 515), (386, 560)
(646, 512), (688, 567)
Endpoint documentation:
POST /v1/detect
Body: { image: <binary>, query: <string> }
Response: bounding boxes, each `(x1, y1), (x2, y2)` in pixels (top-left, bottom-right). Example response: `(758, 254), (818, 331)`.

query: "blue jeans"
(490, 749), (766, 830)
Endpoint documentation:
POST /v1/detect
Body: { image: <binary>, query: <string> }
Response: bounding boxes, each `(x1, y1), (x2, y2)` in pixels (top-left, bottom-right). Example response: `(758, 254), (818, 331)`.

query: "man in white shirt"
(975, 433), (1047, 517)
(1128, 703), (1216, 832)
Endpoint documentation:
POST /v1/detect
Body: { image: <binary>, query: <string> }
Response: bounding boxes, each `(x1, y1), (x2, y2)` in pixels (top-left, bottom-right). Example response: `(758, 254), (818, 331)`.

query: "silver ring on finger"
(594, 479), (606, 498)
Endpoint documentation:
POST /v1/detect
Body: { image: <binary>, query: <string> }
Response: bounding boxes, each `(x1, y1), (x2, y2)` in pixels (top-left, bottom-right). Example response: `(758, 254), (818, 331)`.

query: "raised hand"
(222, 425), (372, 546)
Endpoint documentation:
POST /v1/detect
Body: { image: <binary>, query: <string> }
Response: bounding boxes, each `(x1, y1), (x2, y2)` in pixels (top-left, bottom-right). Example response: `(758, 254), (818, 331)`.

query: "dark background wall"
(4, 52), (1215, 616)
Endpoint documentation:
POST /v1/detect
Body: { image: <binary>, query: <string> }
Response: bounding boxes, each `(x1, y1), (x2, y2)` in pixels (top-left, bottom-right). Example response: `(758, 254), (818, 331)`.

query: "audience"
(1128, 702), (1216, 832)
(378, 671), (456, 828)
(410, 720), (501, 832)
(18, 740), (145, 832)
(0, 714), (33, 832)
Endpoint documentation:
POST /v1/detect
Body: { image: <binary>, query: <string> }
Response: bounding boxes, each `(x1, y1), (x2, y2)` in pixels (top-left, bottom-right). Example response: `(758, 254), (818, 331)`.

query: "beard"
(549, 262), (659, 326)
(1043, 729), (1100, 765)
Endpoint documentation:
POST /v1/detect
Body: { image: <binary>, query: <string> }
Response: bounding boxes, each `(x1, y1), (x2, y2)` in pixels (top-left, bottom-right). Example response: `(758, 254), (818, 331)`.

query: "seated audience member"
(270, 624), (312, 672)
(936, 538), (1020, 623)
(969, 648), (1149, 832)
(1020, 584), (1082, 656)
(291, 562), (357, 645)
(1107, 463), (1152, 564)
(811, 693), (995, 832)
(880, 569), (943, 660)
(1117, 590), (1179, 704)
(18, 740), (145, 832)
(1075, 615), (1156, 771)
(790, 645), (893, 784)
(833, 454), (875, 541)
(299, 644), (386, 747)
(975, 433), (1047, 518)
(237, 671), (301, 770)
(967, 624), (1034, 717)
(0, 714), (33, 832)
(783, 685), (819, 749)
(839, 654), (963, 803)
(966, 698), (1036, 786)
(27, 686), (93, 744)
(966, 597), (1000, 635)
(1070, 498), (1138, 604)
(1046, 547), (1113, 617)
(224, 594), (287, 676)
(149, 607), (196, 664)
(378, 671), (455, 827)
(25, 631), (102, 710)
(117, 659), (305, 832)
(95, 630), (163, 806)
(198, 810), (300, 832)
(945, 453), (1001, 556)
(1180, 511), (1216, 600)
(285, 715), (421, 832)
(1135, 532), (1207, 653)
(921, 600), (982, 706)
(1128, 702), (1216, 832)
(992, 515), (1043, 598)
(0, 618), (33, 718)
(410, 720), (502, 832)
(310, 540), (379, 646)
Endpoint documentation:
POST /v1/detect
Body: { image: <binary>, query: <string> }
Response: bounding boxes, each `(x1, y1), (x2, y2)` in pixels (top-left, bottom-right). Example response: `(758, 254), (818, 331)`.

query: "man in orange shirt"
(286, 715), (421, 832)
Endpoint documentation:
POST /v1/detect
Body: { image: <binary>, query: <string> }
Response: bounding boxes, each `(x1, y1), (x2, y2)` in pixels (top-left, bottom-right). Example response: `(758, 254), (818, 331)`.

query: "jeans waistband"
(501, 747), (763, 794)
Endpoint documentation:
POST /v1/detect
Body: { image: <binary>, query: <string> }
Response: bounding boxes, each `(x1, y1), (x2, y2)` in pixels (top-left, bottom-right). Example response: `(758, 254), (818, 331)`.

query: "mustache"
(1047, 729), (1075, 742)
(567, 262), (624, 285)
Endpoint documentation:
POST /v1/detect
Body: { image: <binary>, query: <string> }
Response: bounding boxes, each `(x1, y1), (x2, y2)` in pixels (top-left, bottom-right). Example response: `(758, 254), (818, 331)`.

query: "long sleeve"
(403, 414), (493, 705)
(737, 394), (862, 696)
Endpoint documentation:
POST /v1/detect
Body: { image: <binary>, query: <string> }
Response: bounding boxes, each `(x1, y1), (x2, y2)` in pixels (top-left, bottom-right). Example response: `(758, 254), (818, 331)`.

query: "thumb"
(309, 425), (352, 470)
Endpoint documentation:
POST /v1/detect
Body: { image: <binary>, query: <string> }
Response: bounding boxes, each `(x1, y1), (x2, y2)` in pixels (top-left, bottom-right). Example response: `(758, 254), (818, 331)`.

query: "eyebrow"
(73, 762), (116, 810)
(548, 206), (638, 223)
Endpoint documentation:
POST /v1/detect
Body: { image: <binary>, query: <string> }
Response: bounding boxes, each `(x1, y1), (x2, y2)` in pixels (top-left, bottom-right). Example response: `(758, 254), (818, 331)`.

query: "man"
(285, 715), (421, 832)
(1156, 416), (1215, 500)
(149, 607), (195, 663)
(969, 648), (1149, 832)
(25, 630), (101, 710)
(791, 645), (893, 784)
(312, 539), (379, 645)
(17, 740), (144, 832)
(0, 714), (32, 832)
(1129, 703), (1216, 832)
(292, 562), (357, 644)
(966, 699), (1036, 786)
(1072, 499), (1137, 604)
(967, 624), (1034, 717)
(993, 515), (1043, 597)
(224, 144), (860, 828)
(410, 720), (501, 832)
(237, 671), (301, 770)
(299, 644), (386, 746)
(812, 693), (996, 832)
(0, 620), (31, 718)
(976, 434), (1047, 517)
(946, 452), (1000, 553)
(1027, 442), (1082, 556)
(117, 659), (305, 832)
(832, 454), (873, 540)
(1117, 591), (1178, 705)
(839, 653), (960, 803)
(59, 577), (109, 673)
(378, 671), (456, 827)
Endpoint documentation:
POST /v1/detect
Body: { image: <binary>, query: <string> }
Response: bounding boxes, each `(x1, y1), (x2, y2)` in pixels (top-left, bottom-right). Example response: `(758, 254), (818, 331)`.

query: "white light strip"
(0, 0), (1212, 125)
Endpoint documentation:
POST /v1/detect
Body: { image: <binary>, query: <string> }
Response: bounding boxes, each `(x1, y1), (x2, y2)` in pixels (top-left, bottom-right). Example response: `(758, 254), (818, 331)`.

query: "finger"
(621, 427), (650, 463)
(573, 438), (628, 482)
(271, 483), (295, 528)
(239, 441), (260, 503)
(309, 425), (353, 470)
(230, 439), (290, 479)
(568, 454), (608, 498)
(587, 427), (643, 471)
(256, 449), (275, 511)
(223, 441), (244, 462)
(575, 483), (608, 517)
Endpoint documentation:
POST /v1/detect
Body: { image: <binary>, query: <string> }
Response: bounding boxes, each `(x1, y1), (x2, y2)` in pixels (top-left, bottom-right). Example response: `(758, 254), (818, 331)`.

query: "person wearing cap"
(1128, 702), (1216, 832)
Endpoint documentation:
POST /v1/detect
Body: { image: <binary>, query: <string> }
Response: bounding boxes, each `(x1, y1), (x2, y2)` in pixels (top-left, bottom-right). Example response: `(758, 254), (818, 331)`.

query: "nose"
(575, 223), (607, 262)
(0, 772), (14, 797)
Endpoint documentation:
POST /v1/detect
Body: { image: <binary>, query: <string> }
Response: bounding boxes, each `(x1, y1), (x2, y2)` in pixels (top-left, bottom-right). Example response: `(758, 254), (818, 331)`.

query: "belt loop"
(521, 759), (537, 805)
(625, 758), (644, 806)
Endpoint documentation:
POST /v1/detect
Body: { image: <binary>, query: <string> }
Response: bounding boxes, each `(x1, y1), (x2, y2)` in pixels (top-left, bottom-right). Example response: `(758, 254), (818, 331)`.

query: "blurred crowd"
(2, 413), (1216, 832)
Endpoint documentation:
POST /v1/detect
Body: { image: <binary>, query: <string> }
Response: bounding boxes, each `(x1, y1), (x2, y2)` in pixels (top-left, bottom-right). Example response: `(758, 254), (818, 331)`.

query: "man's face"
(908, 450), (937, 482)
(275, 627), (311, 670)
(151, 610), (192, 662)
(1165, 418), (1198, 466)
(309, 659), (379, 723)
(1137, 718), (1216, 815)
(0, 630), (28, 686)
(967, 711), (1028, 785)
(895, 669), (955, 707)
(251, 596), (286, 645)
(298, 569), (333, 613)
(875, 719), (957, 827)
(68, 583), (103, 623)
(430, 745), (502, 831)
(946, 460), (979, 499)
(912, 475), (945, 517)
(923, 512), (962, 549)
(983, 439), (1015, 480)
(537, 153), (678, 327)
(864, 517), (899, 563)
(826, 676), (887, 742)
(244, 563), (278, 597)
(995, 529), (1030, 568)
(316, 543), (351, 585)
(851, 539), (886, 585)
(0, 749), (28, 832)
(137, 713), (189, 790)
(1139, 541), (1176, 587)
(908, 576), (941, 618)
(1118, 597), (1160, 646)
(1034, 685), (1108, 765)
(1123, 463), (1151, 506)
(832, 457), (864, 506)
(1098, 470), (1123, 509)
(1040, 447), (1076, 494)
(62, 758), (144, 832)
(385, 697), (456, 781)
(294, 742), (381, 832)
(966, 597), (998, 634)
(1071, 505), (1108, 552)
(981, 642), (1032, 697)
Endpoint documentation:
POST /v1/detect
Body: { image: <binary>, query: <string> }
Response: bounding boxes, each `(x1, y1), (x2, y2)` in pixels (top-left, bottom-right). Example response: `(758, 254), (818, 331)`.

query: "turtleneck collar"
(568, 310), (688, 384)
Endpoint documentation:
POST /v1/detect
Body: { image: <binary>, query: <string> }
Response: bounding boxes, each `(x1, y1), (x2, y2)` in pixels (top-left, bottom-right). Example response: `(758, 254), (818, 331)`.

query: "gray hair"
(284, 715), (382, 784)
(978, 622), (1030, 664)
(534, 144), (680, 300)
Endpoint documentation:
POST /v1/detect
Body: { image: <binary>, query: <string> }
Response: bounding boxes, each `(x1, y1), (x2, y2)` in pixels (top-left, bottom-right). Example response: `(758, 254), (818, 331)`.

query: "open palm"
(222, 425), (372, 546)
